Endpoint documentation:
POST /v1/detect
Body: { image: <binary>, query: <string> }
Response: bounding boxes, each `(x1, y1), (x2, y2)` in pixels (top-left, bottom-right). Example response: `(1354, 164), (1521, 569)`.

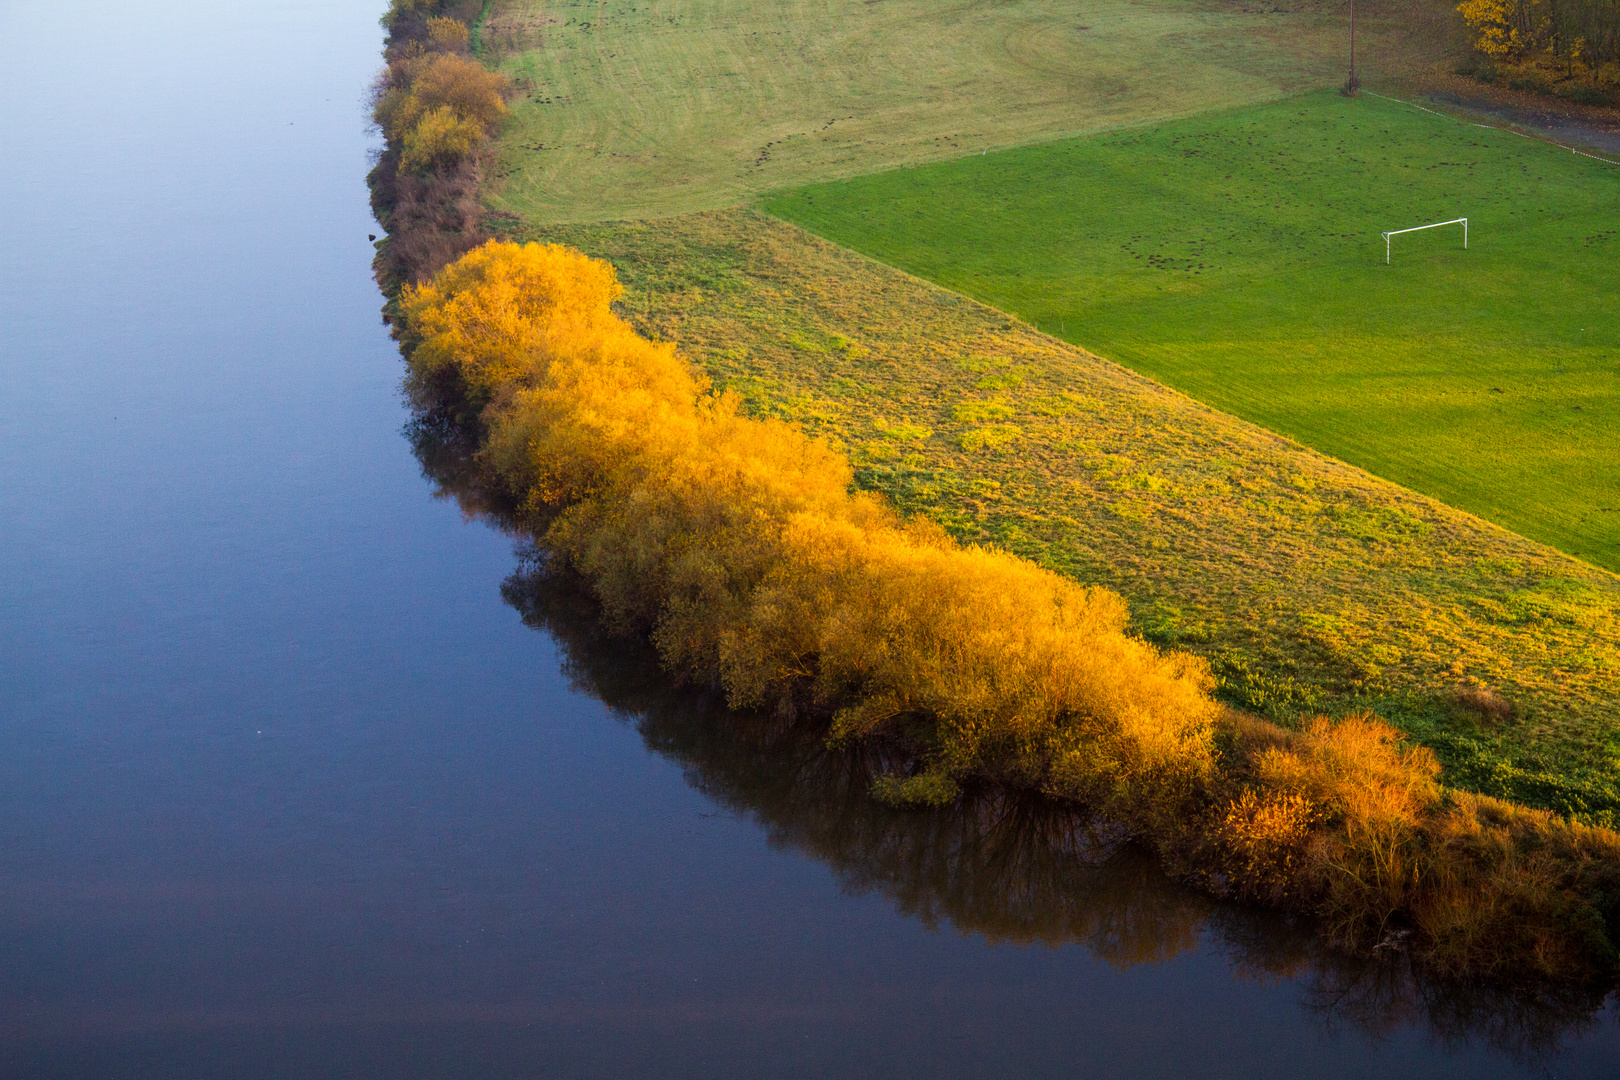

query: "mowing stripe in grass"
(481, 0), (1458, 223)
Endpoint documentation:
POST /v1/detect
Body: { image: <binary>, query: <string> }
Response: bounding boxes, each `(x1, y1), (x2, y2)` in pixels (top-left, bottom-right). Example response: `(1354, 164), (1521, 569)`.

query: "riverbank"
(525, 208), (1620, 829)
(388, 230), (1620, 986)
(372, 0), (1620, 990)
(367, 0), (507, 294)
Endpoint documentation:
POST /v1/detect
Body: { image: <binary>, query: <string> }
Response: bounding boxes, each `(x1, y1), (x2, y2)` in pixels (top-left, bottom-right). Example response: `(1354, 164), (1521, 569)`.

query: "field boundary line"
(1364, 90), (1620, 166)
(1375, 94), (1450, 118)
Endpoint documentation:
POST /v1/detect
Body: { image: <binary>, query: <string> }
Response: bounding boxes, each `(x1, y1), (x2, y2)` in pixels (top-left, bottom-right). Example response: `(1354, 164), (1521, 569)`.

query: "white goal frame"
(1381, 218), (1467, 264)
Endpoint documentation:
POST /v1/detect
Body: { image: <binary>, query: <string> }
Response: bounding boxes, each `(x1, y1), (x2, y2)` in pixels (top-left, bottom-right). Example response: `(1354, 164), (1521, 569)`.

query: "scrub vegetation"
(396, 239), (1620, 982)
(496, 562), (1615, 1051)
(762, 90), (1620, 573)
(369, 0), (509, 289)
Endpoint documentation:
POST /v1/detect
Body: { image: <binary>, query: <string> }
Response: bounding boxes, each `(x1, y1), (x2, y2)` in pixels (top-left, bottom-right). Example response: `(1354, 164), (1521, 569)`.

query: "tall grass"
(396, 239), (1620, 984)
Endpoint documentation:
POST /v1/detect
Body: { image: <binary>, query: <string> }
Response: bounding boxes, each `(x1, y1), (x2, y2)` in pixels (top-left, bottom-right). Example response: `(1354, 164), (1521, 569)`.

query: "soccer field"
(763, 90), (1620, 572)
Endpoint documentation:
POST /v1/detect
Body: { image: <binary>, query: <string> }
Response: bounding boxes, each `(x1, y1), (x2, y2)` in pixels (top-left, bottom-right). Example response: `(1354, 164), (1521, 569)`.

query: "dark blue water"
(1, 1), (1616, 1076)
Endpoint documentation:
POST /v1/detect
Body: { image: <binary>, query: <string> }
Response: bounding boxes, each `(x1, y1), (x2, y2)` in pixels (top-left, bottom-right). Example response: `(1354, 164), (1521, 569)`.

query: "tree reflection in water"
(411, 415), (1616, 1067)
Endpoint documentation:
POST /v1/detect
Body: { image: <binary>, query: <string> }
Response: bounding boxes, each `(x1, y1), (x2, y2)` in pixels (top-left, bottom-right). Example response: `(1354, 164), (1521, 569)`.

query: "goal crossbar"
(1381, 218), (1467, 264)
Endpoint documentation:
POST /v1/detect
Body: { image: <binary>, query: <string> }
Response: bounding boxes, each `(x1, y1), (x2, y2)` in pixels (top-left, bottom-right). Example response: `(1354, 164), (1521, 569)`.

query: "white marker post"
(1381, 218), (1467, 264)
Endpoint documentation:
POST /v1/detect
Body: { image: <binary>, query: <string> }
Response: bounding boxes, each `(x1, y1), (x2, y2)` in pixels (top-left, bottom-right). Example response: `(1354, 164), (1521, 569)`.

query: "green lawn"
(762, 90), (1620, 572)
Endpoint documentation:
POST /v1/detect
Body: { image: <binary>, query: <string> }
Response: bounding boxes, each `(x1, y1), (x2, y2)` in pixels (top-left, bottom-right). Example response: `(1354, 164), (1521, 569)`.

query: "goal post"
(1381, 218), (1467, 264)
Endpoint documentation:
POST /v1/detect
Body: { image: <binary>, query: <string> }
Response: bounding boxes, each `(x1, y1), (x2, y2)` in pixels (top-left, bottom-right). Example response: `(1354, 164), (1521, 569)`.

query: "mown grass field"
(480, 0), (1458, 222)
(762, 89), (1620, 573)
(520, 209), (1620, 824)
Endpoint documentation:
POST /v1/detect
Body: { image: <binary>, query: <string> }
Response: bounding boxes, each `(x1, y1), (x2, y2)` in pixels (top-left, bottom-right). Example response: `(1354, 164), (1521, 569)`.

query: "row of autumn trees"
(369, 0), (513, 292)
(1458, 0), (1620, 80)
(394, 239), (1620, 984)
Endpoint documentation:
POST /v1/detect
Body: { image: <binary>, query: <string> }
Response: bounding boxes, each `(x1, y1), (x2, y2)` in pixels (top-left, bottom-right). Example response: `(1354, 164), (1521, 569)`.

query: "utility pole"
(1346, 0), (1360, 94)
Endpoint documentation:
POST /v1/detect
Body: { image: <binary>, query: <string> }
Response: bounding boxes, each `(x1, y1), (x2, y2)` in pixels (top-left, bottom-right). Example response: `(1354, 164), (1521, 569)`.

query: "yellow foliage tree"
(375, 52), (509, 145)
(1457, 0), (1553, 61)
(401, 240), (1220, 813)
(400, 240), (629, 407)
(400, 105), (487, 172)
(425, 15), (470, 51)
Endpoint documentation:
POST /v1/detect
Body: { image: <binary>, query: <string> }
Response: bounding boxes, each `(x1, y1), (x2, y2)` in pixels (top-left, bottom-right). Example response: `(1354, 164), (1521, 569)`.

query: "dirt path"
(1424, 89), (1620, 156)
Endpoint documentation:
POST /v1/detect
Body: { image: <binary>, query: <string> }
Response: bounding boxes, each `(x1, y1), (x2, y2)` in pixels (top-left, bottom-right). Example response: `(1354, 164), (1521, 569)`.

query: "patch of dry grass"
(481, 0), (1464, 222)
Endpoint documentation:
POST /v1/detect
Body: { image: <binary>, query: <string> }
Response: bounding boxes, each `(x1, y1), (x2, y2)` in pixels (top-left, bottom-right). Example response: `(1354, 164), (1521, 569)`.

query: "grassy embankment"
(479, 0), (1461, 222)
(762, 89), (1620, 573)
(526, 209), (1620, 826)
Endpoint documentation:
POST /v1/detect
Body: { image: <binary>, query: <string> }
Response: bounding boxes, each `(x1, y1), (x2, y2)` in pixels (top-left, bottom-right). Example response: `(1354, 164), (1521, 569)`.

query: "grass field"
(520, 208), (1620, 823)
(762, 90), (1620, 572)
(481, 0), (1458, 222)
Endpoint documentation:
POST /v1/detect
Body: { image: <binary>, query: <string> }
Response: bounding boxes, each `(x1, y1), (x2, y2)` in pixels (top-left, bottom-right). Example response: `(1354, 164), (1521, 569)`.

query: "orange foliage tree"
(400, 240), (1220, 813)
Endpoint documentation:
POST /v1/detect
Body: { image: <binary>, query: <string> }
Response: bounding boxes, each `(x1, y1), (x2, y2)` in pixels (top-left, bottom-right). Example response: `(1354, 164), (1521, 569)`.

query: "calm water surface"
(1, 1), (1617, 1076)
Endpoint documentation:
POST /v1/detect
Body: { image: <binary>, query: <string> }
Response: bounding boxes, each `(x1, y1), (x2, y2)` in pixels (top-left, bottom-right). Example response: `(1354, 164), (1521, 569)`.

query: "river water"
(1, 1), (1617, 1077)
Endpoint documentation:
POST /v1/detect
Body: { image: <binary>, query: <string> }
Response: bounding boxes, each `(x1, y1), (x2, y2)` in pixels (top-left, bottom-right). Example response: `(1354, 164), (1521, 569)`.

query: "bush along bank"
(368, 0), (510, 297)
(390, 238), (1620, 986)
